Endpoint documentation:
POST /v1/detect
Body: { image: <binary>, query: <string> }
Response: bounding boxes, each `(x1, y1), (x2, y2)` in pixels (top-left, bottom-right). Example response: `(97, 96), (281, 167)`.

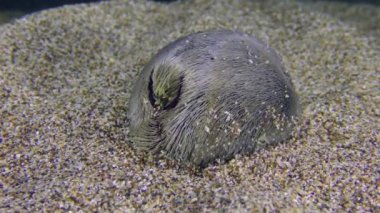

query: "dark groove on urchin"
(148, 69), (157, 107)
(162, 75), (183, 110)
(148, 69), (184, 110)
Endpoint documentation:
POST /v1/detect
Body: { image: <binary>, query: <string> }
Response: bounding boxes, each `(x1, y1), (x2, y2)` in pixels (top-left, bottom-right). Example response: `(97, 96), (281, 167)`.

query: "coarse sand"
(0, 0), (379, 211)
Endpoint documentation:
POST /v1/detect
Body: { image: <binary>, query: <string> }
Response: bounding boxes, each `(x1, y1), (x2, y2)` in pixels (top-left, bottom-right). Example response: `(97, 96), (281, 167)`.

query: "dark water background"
(0, 0), (379, 25)
(0, 0), (104, 24)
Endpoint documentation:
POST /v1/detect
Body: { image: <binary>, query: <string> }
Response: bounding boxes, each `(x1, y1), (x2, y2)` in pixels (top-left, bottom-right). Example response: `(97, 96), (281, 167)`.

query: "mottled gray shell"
(127, 29), (299, 167)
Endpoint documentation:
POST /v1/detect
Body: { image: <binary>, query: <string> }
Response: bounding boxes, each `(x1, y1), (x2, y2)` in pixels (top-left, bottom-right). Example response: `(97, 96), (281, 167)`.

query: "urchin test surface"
(127, 30), (298, 167)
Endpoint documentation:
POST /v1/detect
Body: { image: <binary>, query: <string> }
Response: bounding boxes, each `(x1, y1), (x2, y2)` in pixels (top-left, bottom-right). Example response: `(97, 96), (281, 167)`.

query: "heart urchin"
(127, 29), (299, 168)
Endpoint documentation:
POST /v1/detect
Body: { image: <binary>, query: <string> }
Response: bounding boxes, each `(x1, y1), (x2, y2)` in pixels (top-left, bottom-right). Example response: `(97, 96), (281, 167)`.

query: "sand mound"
(1, 0), (378, 211)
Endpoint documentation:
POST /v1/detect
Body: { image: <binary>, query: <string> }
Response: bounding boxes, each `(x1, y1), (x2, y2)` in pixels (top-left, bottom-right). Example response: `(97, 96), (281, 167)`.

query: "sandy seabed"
(0, 0), (379, 211)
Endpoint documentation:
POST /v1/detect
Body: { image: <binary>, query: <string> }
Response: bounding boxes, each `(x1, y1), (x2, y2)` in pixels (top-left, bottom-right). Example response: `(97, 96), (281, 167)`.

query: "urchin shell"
(127, 29), (299, 167)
